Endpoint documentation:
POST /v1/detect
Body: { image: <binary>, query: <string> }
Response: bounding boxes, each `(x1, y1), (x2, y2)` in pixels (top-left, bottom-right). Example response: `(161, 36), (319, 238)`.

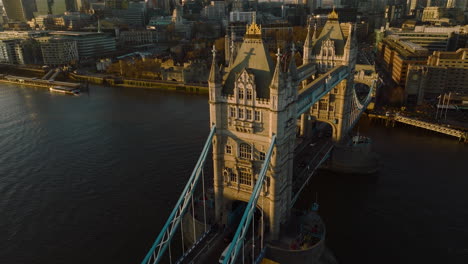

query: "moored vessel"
(49, 86), (80, 95)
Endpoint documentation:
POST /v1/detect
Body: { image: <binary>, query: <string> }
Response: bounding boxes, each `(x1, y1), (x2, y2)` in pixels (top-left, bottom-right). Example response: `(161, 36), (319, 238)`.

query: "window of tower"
(230, 169), (237, 182)
(246, 89), (252, 100)
(254, 110), (261, 121)
(239, 167), (252, 186)
(259, 152), (265, 161)
(239, 143), (252, 159)
(230, 107), (236, 117)
(238, 108), (244, 119)
(226, 145), (232, 154)
(246, 109), (252, 120)
(319, 99), (328, 110)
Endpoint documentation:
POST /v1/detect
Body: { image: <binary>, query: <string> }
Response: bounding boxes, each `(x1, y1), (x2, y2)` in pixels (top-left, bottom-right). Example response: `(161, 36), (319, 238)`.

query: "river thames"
(1, 84), (467, 264)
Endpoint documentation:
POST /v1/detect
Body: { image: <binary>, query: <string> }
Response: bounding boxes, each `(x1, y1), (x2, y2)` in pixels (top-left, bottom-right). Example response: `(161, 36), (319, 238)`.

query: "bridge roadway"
(179, 134), (334, 264)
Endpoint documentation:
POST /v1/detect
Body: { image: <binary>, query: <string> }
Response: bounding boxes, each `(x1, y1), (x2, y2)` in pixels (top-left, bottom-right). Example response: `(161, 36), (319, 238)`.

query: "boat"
(49, 86), (80, 95)
(326, 133), (380, 174)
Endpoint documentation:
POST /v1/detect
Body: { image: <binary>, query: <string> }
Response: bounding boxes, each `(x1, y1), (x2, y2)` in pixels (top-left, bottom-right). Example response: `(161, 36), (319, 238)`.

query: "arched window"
(239, 143), (252, 159)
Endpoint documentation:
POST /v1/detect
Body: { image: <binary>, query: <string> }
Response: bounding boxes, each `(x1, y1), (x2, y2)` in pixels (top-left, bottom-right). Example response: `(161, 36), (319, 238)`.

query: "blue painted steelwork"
(222, 135), (277, 264)
(254, 247), (267, 264)
(141, 125), (216, 264)
(296, 65), (349, 117)
(347, 79), (377, 132)
(290, 143), (334, 207)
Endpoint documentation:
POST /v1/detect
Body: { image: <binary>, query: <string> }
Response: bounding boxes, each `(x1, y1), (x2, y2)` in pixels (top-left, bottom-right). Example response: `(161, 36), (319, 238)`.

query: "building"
(385, 3), (405, 23)
(49, 31), (116, 59)
(202, 1), (226, 20)
(35, 0), (51, 16)
(446, 0), (468, 10)
(406, 48), (468, 104)
(375, 25), (468, 55)
(421, 6), (465, 25)
(105, 0), (129, 9)
(124, 1), (147, 27)
(229, 11), (256, 23)
(119, 30), (159, 45)
(2, 0), (35, 22)
(304, 8), (357, 73)
(0, 39), (21, 64)
(37, 36), (79, 66)
(378, 35), (429, 86)
(0, 37), (43, 65)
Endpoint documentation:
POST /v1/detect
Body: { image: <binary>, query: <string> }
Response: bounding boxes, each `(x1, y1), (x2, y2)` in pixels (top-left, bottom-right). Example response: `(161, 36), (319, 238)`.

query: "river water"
(1, 84), (467, 264)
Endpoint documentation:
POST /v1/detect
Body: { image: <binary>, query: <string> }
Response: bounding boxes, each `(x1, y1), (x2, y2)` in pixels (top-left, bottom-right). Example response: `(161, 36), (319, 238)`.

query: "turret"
(303, 19), (313, 65)
(270, 48), (285, 111)
(289, 43), (298, 82)
(209, 45), (222, 102)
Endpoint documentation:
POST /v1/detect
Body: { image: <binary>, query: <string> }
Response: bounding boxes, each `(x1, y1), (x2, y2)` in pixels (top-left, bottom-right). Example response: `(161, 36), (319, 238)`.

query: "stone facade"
(209, 10), (358, 240)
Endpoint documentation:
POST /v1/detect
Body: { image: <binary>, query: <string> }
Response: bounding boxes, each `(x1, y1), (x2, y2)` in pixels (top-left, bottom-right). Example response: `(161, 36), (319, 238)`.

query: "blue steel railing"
(348, 79), (377, 131)
(141, 125), (216, 264)
(222, 135), (277, 264)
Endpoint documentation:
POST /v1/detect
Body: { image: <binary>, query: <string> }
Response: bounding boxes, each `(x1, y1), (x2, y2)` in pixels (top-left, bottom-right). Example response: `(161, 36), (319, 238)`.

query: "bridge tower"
(209, 20), (298, 239)
(307, 8), (358, 142)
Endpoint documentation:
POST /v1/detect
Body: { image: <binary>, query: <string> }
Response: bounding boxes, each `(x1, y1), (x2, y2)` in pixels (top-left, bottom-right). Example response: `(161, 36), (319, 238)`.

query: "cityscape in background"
(1, 0), (467, 263)
(0, 0), (466, 106)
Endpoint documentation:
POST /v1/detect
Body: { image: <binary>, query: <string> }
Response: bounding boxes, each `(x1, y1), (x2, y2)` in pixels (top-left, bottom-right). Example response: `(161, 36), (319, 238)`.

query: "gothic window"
(239, 143), (252, 159)
(246, 89), (252, 100)
(246, 109), (252, 120)
(238, 108), (244, 119)
(230, 107), (236, 117)
(329, 105), (334, 111)
(313, 103), (318, 110)
(259, 152), (265, 161)
(239, 168), (252, 186)
(254, 110), (261, 121)
(230, 169), (237, 182)
(238, 88), (244, 99)
(225, 145), (232, 154)
(319, 99), (328, 110)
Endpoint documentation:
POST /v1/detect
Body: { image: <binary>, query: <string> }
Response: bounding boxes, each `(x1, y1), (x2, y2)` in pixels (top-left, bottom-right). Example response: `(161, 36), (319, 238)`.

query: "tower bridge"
(142, 9), (379, 264)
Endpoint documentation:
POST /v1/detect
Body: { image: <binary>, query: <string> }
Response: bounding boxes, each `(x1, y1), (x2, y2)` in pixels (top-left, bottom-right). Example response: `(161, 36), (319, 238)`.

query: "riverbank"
(68, 72), (208, 94)
(0, 65), (209, 95)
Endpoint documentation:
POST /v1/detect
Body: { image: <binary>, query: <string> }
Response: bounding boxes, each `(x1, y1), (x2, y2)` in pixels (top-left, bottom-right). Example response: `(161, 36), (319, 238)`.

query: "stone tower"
(209, 20), (298, 239)
(306, 8), (358, 142)
(306, 8), (357, 74)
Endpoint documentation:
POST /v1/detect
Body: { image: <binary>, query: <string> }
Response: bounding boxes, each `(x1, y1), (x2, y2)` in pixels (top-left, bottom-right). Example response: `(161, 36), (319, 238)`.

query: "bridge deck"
(291, 137), (334, 206)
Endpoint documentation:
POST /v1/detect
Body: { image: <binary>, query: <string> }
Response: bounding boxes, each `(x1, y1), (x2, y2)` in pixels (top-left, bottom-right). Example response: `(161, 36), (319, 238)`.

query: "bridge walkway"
(291, 136), (334, 207)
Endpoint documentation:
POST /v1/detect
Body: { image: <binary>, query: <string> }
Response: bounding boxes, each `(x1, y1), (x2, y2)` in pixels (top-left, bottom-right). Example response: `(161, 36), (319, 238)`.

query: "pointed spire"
(209, 45), (218, 83)
(229, 31), (236, 65)
(304, 18), (312, 48)
(312, 23), (317, 41)
(270, 48), (284, 90)
(329, 6), (339, 20)
(289, 43), (297, 77)
(345, 23), (353, 48)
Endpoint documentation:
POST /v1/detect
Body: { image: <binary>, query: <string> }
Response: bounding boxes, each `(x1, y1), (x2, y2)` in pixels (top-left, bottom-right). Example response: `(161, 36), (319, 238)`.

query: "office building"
(37, 36), (79, 65)
(3, 0), (35, 22)
(378, 35), (430, 86)
(49, 31), (116, 59)
(105, 0), (129, 9)
(406, 48), (468, 104)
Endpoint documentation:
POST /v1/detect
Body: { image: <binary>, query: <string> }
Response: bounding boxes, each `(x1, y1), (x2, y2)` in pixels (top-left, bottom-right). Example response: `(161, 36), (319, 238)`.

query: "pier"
(368, 113), (468, 142)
